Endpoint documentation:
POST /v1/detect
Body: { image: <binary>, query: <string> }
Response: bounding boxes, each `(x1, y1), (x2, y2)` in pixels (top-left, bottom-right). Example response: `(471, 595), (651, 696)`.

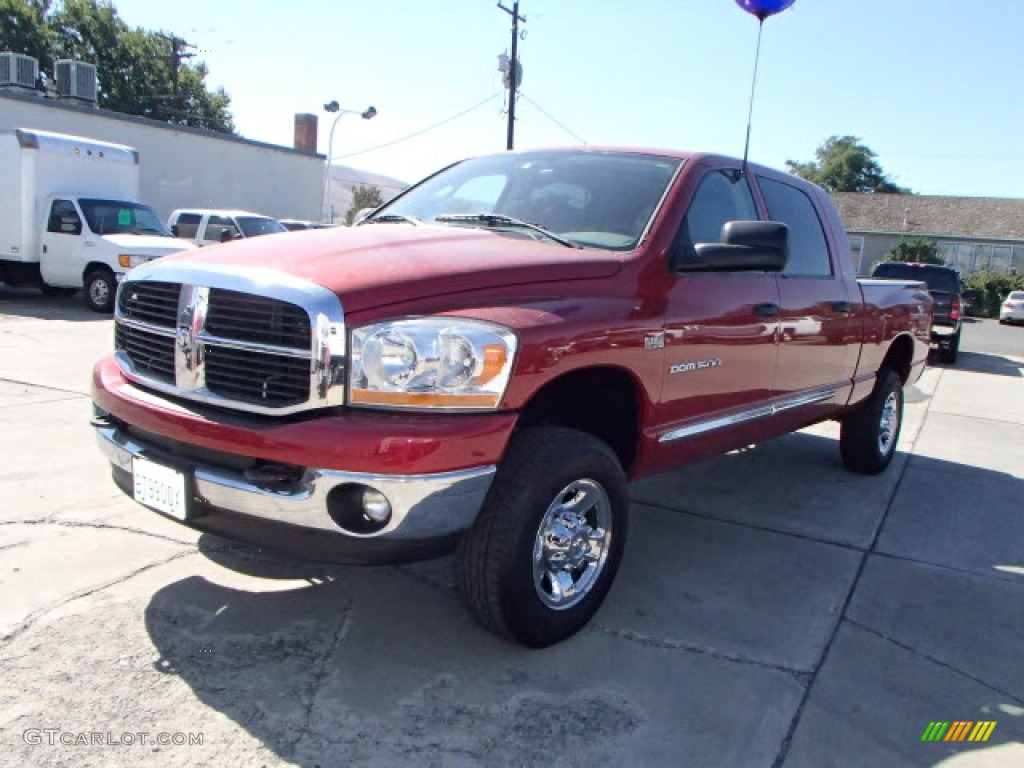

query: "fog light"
(361, 488), (392, 523)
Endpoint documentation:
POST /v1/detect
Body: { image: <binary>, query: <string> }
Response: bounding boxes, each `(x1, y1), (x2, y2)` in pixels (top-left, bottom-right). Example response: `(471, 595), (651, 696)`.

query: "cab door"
(650, 168), (780, 471)
(756, 176), (860, 412)
(39, 199), (87, 287)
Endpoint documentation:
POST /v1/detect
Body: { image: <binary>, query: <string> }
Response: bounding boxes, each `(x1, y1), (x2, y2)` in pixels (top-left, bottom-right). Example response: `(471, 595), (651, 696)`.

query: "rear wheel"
(84, 269), (116, 313)
(457, 427), (628, 647)
(840, 369), (904, 475)
(938, 329), (960, 364)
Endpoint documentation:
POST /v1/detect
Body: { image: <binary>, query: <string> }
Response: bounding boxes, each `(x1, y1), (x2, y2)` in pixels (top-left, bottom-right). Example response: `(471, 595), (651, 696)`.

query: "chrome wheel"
(533, 479), (612, 611)
(878, 391), (900, 456)
(89, 278), (110, 306)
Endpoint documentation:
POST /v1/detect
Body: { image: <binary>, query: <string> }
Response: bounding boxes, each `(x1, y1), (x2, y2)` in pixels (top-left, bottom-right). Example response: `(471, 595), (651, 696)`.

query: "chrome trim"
(658, 388), (837, 443)
(94, 422), (495, 540)
(637, 158), (686, 248)
(114, 262), (346, 416)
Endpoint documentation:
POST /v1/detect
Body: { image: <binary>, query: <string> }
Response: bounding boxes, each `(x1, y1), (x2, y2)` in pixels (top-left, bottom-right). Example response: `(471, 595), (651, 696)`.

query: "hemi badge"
(645, 332), (665, 350)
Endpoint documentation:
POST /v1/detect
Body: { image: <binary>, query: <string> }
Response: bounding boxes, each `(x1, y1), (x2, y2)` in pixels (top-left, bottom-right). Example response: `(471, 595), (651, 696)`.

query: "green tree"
(787, 136), (910, 194)
(884, 237), (943, 265)
(0, 0), (53, 71)
(345, 184), (384, 225)
(1, 0), (233, 133)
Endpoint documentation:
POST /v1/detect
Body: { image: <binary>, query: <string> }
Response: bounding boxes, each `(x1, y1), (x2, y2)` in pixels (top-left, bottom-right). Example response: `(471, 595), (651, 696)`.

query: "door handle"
(753, 303), (780, 319)
(42, 245), (47, 254)
(832, 301), (851, 314)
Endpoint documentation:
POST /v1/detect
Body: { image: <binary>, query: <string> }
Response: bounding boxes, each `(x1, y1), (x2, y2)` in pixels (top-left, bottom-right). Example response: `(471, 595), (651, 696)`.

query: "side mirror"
(170, 224), (180, 237)
(686, 221), (789, 272)
(219, 228), (235, 243)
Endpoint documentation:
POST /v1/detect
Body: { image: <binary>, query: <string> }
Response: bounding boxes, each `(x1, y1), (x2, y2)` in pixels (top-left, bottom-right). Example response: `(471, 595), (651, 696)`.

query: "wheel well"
(516, 367), (640, 470)
(83, 262), (114, 282)
(880, 334), (914, 383)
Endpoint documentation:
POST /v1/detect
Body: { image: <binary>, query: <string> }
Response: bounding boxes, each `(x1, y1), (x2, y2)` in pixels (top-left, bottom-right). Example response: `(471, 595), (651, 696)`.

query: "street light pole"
(322, 101), (378, 223)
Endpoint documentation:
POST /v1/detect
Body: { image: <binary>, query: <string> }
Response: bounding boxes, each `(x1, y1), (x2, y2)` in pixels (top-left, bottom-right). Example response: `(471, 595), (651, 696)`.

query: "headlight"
(117, 254), (149, 269)
(349, 318), (517, 410)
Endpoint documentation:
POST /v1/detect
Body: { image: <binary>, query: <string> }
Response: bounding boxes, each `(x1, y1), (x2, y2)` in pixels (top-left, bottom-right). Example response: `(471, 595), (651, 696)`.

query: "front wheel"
(840, 369), (904, 475)
(457, 427), (628, 647)
(84, 269), (116, 313)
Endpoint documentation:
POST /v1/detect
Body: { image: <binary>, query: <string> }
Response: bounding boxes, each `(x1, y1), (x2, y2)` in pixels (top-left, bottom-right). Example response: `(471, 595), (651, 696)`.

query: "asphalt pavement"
(0, 290), (1022, 768)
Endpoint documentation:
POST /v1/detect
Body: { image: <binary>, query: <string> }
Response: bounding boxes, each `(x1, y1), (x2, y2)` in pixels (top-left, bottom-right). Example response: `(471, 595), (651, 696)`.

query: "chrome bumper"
(94, 422), (496, 541)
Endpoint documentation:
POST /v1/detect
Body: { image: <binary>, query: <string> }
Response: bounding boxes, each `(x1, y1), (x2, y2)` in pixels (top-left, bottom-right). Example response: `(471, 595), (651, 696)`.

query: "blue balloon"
(734, 0), (796, 20)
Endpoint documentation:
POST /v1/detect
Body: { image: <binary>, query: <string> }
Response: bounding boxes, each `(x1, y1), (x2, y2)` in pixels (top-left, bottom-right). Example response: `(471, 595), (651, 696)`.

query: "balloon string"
(742, 18), (764, 177)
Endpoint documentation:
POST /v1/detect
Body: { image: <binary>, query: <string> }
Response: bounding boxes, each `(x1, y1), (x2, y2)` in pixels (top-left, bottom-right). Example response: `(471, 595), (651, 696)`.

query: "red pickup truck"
(92, 148), (932, 647)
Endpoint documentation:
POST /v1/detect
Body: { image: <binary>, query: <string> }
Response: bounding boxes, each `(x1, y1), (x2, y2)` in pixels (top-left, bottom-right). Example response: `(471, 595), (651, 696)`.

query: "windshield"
(79, 199), (172, 237)
(236, 216), (288, 237)
(872, 263), (959, 293)
(369, 150), (682, 251)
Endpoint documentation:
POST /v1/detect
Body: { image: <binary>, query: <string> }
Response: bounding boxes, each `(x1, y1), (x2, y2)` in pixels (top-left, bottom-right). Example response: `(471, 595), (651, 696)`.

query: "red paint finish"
(95, 147), (933, 484)
(92, 357), (517, 474)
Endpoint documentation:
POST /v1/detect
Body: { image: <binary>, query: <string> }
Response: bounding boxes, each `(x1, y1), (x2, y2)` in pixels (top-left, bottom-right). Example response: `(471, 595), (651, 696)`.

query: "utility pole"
(154, 33), (196, 120)
(497, 1), (525, 150)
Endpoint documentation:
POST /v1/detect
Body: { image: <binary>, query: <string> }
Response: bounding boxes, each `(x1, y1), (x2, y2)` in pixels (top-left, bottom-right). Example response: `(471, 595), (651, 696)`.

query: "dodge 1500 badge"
(92, 148), (933, 647)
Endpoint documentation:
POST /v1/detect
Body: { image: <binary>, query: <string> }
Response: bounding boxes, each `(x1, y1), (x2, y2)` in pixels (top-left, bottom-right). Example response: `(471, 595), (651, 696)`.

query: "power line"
(519, 93), (587, 145)
(335, 94), (501, 160)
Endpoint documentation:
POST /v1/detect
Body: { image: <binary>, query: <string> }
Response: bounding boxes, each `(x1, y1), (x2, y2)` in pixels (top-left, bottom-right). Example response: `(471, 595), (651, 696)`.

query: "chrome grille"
(205, 346), (311, 406)
(206, 289), (311, 348)
(117, 281), (179, 327)
(113, 267), (346, 416)
(115, 323), (175, 382)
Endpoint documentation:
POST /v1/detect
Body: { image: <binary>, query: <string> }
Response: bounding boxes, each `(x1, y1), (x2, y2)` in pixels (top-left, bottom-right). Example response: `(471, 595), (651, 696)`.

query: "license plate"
(133, 458), (188, 521)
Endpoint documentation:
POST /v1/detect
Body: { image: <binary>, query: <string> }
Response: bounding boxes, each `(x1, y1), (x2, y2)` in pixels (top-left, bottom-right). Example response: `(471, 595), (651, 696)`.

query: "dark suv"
(871, 262), (963, 363)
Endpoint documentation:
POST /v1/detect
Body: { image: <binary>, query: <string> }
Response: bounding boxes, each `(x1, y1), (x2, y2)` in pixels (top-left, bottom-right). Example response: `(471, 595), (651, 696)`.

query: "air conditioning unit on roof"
(55, 59), (98, 105)
(0, 52), (39, 91)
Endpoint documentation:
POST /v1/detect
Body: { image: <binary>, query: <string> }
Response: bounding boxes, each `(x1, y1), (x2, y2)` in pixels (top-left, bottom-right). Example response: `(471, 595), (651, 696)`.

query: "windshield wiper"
(435, 213), (581, 249)
(360, 213), (420, 226)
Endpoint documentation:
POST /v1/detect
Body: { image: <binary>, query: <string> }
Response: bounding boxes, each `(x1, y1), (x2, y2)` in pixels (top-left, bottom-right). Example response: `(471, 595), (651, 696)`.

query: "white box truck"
(0, 128), (196, 311)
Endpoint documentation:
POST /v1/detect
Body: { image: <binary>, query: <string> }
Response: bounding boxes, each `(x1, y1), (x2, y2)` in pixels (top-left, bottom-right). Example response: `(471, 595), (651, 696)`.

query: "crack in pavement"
(287, 608), (354, 757)
(634, 499), (867, 553)
(0, 549), (196, 647)
(769, 366), (945, 768)
(595, 626), (811, 683)
(0, 376), (90, 399)
(0, 518), (196, 548)
(843, 617), (1024, 706)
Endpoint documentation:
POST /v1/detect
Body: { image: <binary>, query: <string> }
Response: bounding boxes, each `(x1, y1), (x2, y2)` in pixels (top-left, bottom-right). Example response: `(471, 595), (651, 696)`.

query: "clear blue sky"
(111, 0), (1024, 197)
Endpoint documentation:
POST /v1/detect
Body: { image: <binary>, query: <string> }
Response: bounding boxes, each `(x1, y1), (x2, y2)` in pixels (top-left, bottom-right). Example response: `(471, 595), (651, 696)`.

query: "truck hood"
(157, 223), (624, 312)
(100, 233), (197, 254)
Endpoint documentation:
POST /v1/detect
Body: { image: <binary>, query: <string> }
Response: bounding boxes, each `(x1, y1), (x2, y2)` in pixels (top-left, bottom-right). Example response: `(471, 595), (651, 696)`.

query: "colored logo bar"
(921, 721), (997, 742)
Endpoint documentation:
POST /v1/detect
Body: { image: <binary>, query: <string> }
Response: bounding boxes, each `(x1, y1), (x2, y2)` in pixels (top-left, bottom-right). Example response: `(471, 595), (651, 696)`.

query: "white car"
(167, 209), (288, 247)
(1000, 291), (1024, 324)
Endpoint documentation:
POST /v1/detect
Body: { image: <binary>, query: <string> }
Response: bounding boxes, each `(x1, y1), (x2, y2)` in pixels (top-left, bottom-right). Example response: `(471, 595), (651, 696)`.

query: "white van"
(167, 209), (289, 247)
(0, 129), (196, 312)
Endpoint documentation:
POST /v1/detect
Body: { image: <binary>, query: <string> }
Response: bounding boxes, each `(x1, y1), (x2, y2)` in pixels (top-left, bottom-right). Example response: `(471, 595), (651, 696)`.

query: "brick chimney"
(294, 113), (318, 153)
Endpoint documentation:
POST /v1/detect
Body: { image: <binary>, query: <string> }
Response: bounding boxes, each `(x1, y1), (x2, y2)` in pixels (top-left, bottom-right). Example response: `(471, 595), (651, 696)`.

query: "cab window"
(47, 200), (82, 236)
(672, 170), (758, 267)
(174, 213), (201, 239)
(204, 215), (239, 242)
(758, 177), (832, 277)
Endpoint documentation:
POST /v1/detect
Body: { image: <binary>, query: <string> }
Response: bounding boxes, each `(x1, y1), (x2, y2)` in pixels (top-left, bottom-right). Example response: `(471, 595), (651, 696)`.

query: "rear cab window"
(758, 176), (833, 277)
(871, 263), (959, 294)
(174, 213), (201, 240)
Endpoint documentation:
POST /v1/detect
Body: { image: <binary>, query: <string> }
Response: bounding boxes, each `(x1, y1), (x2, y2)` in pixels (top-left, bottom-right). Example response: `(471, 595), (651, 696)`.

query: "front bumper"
(94, 417), (497, 563)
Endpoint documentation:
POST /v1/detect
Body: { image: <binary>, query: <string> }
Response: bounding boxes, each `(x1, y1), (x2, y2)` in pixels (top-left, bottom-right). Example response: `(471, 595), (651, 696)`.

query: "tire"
(937, 329), (959, 364)
(457, 427), (628, 648)
(84, 269), (116, 313)
(840, 369), (904, 475)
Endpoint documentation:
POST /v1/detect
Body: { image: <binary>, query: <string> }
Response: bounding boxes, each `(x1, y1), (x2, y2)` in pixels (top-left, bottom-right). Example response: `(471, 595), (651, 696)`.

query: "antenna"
(733, 0), (797, 176)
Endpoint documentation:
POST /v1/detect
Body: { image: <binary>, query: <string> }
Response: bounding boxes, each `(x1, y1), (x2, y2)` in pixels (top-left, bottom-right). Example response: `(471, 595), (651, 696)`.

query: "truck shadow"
(142, 432), (1024, 766)
(0, 286), (108, 322)
(945, 351), (1023, 377)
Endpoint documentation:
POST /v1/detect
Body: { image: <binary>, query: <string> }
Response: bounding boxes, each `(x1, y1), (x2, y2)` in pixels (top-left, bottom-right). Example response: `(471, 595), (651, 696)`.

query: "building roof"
(831, 192), (1024, 240)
